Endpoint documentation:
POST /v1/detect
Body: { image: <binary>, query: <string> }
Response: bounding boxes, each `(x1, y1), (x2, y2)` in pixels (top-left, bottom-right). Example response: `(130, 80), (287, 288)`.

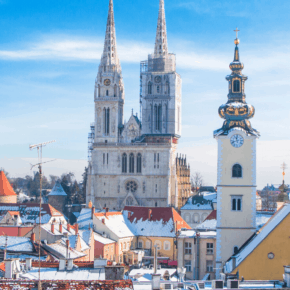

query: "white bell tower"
(214, 31), (260, 278)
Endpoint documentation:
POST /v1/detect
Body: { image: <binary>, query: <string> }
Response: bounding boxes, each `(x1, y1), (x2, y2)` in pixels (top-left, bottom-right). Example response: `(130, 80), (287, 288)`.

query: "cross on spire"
(234, 28), (240, 39)
(154, 0), (168, 57)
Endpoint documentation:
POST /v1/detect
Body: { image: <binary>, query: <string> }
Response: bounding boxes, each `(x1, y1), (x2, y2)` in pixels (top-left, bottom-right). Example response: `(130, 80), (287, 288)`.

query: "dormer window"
(233, 80), (240, 93)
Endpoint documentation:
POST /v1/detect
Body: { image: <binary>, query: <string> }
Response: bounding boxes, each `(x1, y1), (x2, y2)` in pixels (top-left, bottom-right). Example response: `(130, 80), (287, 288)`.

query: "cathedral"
(86, 0), (190, 210)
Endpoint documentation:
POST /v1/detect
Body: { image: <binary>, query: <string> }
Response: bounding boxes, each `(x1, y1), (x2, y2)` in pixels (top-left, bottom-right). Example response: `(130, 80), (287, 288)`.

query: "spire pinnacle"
(233, 28), (240, 62)
(100, 0), (120, 67)
(154, 0), (168, 57)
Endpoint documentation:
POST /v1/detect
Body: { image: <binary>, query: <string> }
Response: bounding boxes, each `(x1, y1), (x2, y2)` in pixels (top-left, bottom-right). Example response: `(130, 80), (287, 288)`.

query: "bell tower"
(140, 0), (182, 139)
(214, 30), (260, 278)
(94, 0), (124, 143)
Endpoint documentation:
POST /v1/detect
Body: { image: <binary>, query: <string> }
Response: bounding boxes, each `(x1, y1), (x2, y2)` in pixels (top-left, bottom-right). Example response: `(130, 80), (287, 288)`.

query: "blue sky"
(0, 0), (290, 187)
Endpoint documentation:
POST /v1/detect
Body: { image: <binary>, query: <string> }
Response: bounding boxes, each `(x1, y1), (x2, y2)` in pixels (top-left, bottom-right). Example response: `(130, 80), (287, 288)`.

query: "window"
(157, 86), (160, 93)
(233, 80), (240, 92)
(232, 196), (242, 211)
(103, 153), (105, 165)
(129, 153), (134, 173)
(137, 153), (142, 173)
(138, 241), (144, 248)
(158, 105), (162, 132)
(184, 260), (191, 272)
(98, 85), (100, 97)
(154, 153), (160, 169)
(146, 241), (151, 249)
(185, 242), (192, 254)
(104, 108), (110, 135)
(232, 164), (242, 178)
(114, 84), (117, 97)
(207, 243), (214, 255)
(126, 181), (138, 193)
(148, 82), (152, 94)
(106, 90), (109, 96)
(155, 202), (158, 207)
(206, 260), (214, 272)
(155, 184), (157, 193)
(165, 81), (170, 95)
(122, 153), (127, 173)
(107, 153), (109, 165)
(164, 241), (170, 251)
(127, 242), (130, 250)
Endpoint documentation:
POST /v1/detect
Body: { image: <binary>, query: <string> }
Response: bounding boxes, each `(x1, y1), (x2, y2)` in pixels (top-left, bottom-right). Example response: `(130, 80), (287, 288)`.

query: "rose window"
(126, 181), (138, 193)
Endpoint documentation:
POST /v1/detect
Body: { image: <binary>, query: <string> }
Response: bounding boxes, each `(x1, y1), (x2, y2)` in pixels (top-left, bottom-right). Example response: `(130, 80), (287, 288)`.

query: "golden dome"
(88, 200), (93, 209)
(234, 38), (240, 45)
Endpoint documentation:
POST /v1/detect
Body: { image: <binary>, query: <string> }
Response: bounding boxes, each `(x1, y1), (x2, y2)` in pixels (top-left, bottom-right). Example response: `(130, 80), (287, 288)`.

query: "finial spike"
(154, 0), (168, 57)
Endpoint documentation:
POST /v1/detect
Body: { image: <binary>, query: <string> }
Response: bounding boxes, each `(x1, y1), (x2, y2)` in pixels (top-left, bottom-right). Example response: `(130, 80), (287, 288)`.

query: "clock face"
(230, 134), (244, 148)
(104, 79), (111, 86)
(155, 76), (161, 83)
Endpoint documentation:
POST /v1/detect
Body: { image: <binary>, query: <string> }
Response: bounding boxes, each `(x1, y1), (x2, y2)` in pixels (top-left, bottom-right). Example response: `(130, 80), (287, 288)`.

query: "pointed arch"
(114, 84), (117, 97)
(122, 153), (127, 173)
(98, 85), (101, 98)
(148, 82), (152, 95)
(129, 153), (134, 173)
(137, 153), (142, 173)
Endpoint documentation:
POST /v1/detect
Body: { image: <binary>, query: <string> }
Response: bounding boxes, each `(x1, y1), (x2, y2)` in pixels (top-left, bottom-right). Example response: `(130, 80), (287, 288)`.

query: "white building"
(87, 0), (182, 210)
(214, 34), (260, 278)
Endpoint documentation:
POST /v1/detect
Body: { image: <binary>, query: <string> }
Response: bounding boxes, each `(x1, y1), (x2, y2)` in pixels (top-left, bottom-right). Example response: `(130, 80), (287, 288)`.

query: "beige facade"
(177, 231), (216, 280)
(0, 195), (17, 204)
(215, 129), (257, 277)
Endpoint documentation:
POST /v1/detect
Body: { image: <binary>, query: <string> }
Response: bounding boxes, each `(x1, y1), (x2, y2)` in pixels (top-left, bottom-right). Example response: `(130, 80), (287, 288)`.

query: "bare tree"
(191, 172), (203, 194)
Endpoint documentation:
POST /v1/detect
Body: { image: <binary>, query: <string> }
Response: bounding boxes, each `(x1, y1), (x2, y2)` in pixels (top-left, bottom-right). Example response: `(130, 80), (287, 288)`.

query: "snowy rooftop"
(94, 232), (116, 245)
(178, 230), (216, 239)
(122, 207), (190, 237)
(0, 236), (33, 253)
(196, 219), (217, 231)
(48, 181), (67, 196)
(77, 208), (94, 229)
(181, 195), (214, 210)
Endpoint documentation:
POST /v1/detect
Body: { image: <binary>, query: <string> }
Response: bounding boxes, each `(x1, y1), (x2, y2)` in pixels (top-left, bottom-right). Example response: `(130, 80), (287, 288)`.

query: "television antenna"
(29, 140), (56, 290)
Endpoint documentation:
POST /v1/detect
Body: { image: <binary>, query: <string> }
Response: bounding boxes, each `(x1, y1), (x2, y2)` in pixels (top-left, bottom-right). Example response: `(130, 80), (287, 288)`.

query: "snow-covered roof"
(0, 236), (33, 252)
(19, 266), (105, 281)
(95, 212), (135, 238)
(94, 232), (116, 245)
(178, 230), (216, 239)
(225, 203), (290, 273)
(196, 219), (217, 231)
(203, 192), (217, 203)
(256, 212), (273, 230)
(181, 195), (214, 210)
(122, 207), (191, 237)
(0, 203), (63, 224)
(48, 181), (67, 196)
(77, 208), (94, 229)
(129, 268), (176, 278)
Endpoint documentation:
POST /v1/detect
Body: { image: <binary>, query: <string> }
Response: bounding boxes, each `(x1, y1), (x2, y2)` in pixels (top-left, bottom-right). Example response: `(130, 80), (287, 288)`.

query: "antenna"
(29, 140), (55, 290)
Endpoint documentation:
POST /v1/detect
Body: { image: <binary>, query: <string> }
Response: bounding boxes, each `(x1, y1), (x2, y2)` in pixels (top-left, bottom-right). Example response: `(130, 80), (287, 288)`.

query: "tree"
(61, 172), (75, 203)
(191, 172), (203, 194)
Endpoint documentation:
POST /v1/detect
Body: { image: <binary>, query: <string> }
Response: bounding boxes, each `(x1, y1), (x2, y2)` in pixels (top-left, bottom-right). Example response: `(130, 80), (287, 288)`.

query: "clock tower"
(94, 0), (124, 143)
(214, 31), (260, 278)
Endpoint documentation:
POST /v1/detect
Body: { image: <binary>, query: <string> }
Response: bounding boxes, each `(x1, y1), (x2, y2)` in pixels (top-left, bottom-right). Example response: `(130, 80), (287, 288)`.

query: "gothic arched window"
(106, 90), (109, 96)
(103, 108), (110, 135)
(98, 85), (101, 98)
(154, 105), (158, 131)
(157, 86), (160, 93)
(137, 153), (142, 173)
(158, 105), (162, 132)
(233, 80), (240, 93)
(129, 153), (134, 173)
(126, 196), (134, 206)
(114, 85), (117, 97)
(165, 81), (170, 95)
(232, 164), (242, 178)
(148, 82), (152, 95)
(122, 153), (127, 173)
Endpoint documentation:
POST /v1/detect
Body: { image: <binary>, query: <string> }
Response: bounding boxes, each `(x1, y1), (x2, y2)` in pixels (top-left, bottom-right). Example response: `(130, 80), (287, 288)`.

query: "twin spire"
(101, 0), (169, 67)
(154, 0), (169, 57)
(100, 0), (120, 68)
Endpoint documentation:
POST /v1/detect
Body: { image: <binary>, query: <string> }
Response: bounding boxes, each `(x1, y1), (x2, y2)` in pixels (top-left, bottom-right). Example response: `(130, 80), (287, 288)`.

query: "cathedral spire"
(154, 0), (168, 57)
(100, 0), (120, 68)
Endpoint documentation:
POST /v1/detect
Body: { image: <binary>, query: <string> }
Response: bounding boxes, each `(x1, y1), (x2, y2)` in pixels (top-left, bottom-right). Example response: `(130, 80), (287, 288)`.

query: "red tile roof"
(123, 206), (191, 231)
(7, 211), (20, 216)
(94, 212), (122, 219)
(0, 171), (17, 196)
(205, 210), (217, 221)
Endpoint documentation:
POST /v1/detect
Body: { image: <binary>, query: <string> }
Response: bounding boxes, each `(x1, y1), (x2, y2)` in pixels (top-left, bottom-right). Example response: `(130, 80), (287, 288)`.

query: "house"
(0, 203), (66, 225)
(0, 211), (22, 226)
(123, 206), (191, 263)
(94, 232), (116, 260)
(0, 171), (17, 204)
(93, 210), (135, 264)
(224, 203), (290, 280)
(180, 194), (216, 228)
(177, 229), (216, 280)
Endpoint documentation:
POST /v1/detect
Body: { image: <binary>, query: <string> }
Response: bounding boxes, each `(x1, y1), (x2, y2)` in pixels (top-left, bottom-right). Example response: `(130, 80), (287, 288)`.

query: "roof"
(122, 206), (191, 237)
(181, 195), (214, 210)
(95, 212), (135, 238)
(0, 171), (17, 196)
(94, 232), (116, 245)
(196, 219), (217, 231)
(203, 192), (217, 203)
(48, 181), (67, 197)
(205, 210), (217, 220)
(0, 203), (63, 224)
(77, 208), (95, 229)
(225, 203), (290, 273)
(0, 236), (33, 252)
(7, 211), (20, 216)
(178, 229), (216, 239)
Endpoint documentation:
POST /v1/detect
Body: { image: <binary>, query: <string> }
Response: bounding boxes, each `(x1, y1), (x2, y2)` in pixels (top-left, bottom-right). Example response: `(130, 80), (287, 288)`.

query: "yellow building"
(225, 203), (290, 280)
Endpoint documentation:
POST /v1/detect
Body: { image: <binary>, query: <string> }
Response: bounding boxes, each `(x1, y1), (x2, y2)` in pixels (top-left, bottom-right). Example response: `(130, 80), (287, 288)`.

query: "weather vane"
(234, 27), (240, 39)
(281, 162), (287, 181)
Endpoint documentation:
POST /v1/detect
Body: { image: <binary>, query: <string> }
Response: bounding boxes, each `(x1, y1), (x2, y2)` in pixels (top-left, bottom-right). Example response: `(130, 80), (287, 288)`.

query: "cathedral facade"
(86, 0), (183, 210)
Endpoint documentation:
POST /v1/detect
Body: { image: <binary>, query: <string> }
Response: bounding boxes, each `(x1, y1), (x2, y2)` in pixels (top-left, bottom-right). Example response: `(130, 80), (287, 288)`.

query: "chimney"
(148, 209), (152, 221)
(105, 207), (109, 217)
(75, 224), (79, 235)
(59, 223), (63, 234)
(66, 239), (70, 248)
(128, 212), (131, 219)
(51, 223), (55, 234)
(102, 218), (105, 225)
(92, 206), (95, 219)
(31, 232), (36, 242)
(67, 224), (71, 232)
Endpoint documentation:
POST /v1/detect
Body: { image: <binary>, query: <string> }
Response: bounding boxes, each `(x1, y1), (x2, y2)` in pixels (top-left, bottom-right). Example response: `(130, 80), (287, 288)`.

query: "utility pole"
(29, 140), (55, 290)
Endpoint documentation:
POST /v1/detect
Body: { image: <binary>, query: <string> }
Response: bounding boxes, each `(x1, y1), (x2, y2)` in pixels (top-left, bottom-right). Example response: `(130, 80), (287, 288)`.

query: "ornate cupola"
(214, 29), (260, 137)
